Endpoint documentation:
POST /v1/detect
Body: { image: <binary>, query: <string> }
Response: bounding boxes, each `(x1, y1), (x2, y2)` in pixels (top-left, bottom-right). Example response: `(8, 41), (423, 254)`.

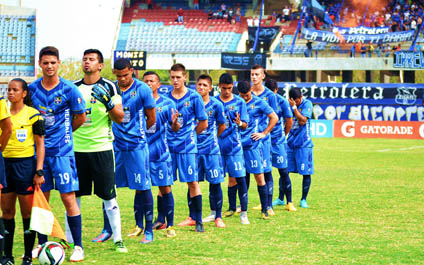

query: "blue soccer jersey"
(197, 97), (226, 155)
(113, 78), (156, 151)
(271, 93), (293, 145)
(146, 95), (175, 162)
(29, 77), (85, 157)
(167, 89), (207, 154)
(287, 98), (314, 149)
(241, 95), (274, 150)
(216, 95), (249, 156)
(254, 87), (278, 142)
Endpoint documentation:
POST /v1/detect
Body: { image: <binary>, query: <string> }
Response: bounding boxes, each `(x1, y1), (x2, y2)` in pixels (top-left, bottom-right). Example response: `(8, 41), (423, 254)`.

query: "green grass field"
(9, 138), (424, 264)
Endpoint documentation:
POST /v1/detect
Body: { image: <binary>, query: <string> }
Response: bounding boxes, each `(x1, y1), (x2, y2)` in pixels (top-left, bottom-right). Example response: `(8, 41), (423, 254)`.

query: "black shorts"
(3, 157), (36, 195)
(75, 150), (116, 200)
(0, 152), (6, 189)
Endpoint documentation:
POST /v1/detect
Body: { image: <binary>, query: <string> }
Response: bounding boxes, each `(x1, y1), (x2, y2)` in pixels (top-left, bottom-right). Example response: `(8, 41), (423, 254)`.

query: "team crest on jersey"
(184, 101), (190, 107)
(264, 97), (268, 101)
(250, 104), (255, 109)
(54, 97), (62, 105)
(229, 105), (235, 110)
(208, 110), (214, 116)
(157, 106), (163, 112)
(130, 90), (137, 98)
(90, 97), (97, 104)
(78, 97), (82, 104)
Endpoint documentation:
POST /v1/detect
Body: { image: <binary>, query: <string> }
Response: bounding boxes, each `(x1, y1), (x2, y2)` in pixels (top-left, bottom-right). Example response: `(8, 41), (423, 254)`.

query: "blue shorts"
(197, 154), (224, 184)
(3, 157), (35, 195)
(170, 153), (197, 183)
(115, 147), (151, 191)
(243, 148), (264, 174)
(261, 137), (272, 173)
(0, 152), (6, 189)
(150, 160), (173, 187)
(287, 146), (314, 175)
(271, 143), (288, 169)
(42, 156), (79, 193)
(222, 153), (245, 178)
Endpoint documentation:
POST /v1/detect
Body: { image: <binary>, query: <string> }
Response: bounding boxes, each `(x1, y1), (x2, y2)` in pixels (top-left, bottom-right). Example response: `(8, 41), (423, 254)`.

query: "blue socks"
(278, 168), (292, 203)
(245, 173), (251, 191)
(67, 215), (82, 248)
(228, 184), (238, 211)
(139, 190), (153, 234)
(187, 189), (195, 220)
(264, 172), (273, 208)
(162, 192), (174, 227)
(156, 195), (165, 224)
(302, 175), (311, 200)
(236, 177), (248, 211)
(134, 193), (144, 228)
(209, 185), (216, 212)
(102, 202), (112, 234)
(210, 183), (223, 219)
(257, 185), (268, 213)
(191, 195), (203, 223)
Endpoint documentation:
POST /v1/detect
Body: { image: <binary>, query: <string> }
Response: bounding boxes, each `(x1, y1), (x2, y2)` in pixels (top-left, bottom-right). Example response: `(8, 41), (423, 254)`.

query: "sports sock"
(236, 177), (248, 211)
(156, 195), (165, 224)
(187, 189), (195, 220)
(3, 218), (14, 257)
(0, 218), (4, 258)
(264, 172), (274, 208)
(227, 184), (238, 211)
(277, 171), (284, 201)
(208, 183), (216, 211)
(302, 175), (312, 200)
(37, 233), (48, 245)
(278, 168), (292, 203)
(104, 198), (122, 243)
(257, 185), (268, 212)
(140, 190), (154, 234)
(191, 195), (203, 224)
(245, 173), (251, 191)
(210, 183), (222, 219)
(64, 197), (82, 244)
(67, 215), (82, 248)
(23, 218), (36, 258)
(103, 202), (112, 233)
(163, 192), (174, 227)
(134, 193), (144, 228)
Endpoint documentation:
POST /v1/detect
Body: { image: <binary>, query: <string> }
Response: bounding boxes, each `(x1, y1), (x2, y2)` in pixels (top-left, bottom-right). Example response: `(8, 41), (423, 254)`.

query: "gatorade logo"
(341, 121), (355, 137)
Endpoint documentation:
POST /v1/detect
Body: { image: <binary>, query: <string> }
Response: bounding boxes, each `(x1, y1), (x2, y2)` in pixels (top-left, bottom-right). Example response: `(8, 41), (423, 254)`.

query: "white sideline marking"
(377, 145), (424, 152)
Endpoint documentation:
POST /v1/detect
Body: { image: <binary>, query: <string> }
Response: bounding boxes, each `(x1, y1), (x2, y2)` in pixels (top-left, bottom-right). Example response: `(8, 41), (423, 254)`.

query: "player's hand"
(251, 132), (266, 141)
(171, 108), (179, 125)
(288, 97), (296, 107)
(233, 112), (241, 126)
(33, 175), (45, 187)
(91, 84), (115, 111)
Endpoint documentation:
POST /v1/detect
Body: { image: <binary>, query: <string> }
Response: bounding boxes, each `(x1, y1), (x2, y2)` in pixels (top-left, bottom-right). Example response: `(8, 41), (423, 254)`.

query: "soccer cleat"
(252, 204), (262, 210)
(267, 208), (276, 216)
(2, 256), (15, 265)
(91, 229), (112, 243)
(128, 225), (144, 237)
(240, 214), (250, 225)
(300, 199), (309, 208)
(261, 211), (270, 220)
(114, 240), (128, 253)
(152, 220), (166, 230)
(286, 202), (297, 212)
(223, 209), (235, 217)
(272, 198), (286, 207)
(59, 239), (74, 250)
(21, 256), (32, 265)
(214, 218), (226, 228)
(202, 214), (216, 223)
(70, 246), (85, 262)
(31, 245), (42, 259)
(177, 217), (196, 227)
(195, 222), (204, 232)
(140, 231), (153, 244)
(166, 226), (176, 238)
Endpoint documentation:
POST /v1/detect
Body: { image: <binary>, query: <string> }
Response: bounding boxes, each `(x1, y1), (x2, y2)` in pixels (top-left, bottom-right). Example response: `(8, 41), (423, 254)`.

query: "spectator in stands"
(212, 10), (220, 19)
(385, 44), (392, 57)
(282, 6), (290, 22)
(368, 44), (374, 57)
(360, 42), (367, 58)
(305, 40), (312, 57)
(194, 0), (199, 10)
(235, 7), (241, 24)
(350, 43), (356, 58)
(221, 3), (226, 13)
(280, 32), (285, 51)
(228, 7), (233, 23)
(376, 43), (383, 57)
(208, 9), (213, 20)
(147, 0), (152, 9)
(177, 8), (184, 23)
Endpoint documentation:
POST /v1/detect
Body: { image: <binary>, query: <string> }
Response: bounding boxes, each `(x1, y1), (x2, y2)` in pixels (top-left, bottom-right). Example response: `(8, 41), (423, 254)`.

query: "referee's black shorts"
(75, 150), (116, 200)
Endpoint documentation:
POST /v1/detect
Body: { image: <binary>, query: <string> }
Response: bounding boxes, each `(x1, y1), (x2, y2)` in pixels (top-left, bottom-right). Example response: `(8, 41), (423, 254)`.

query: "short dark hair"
(39, 46), (59, 61)
(84, 49), (104, 63)
(251, 64), (265, 71)
(197, 74), (212, 85)
(170, 63), (186, 74)
(237, 80), (251, 94)
(114, 58), (132, 70)
(289, 87), (302, 100)
(10, 78), (32, 106)
(265, 79), (278, 91)
(219, 73), (233, 84)
(143, 71), (160, 81)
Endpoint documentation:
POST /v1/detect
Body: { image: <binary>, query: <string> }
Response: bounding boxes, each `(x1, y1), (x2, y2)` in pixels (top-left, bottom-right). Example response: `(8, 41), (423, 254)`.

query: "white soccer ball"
(38, 241), (65, 265)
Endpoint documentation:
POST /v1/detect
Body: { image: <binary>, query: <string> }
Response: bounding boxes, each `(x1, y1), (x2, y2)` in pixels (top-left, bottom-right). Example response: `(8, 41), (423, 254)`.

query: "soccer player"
(71, 49), (128, 252)
(143, 71), (179, 238)
(264, 79), (296, 212)
(112, 59), (156, 243)
(0, 85), (12, 264)
(29, 46), (86, 262)
(167, 63), (207, 232)
(1, 78), (45, 265)
(195, 74), (226, 228)
(237, 80), (278, 219)
(250, 64), (279, 215)
(216, 73), (249, 224)
(287, 87), (314, 208)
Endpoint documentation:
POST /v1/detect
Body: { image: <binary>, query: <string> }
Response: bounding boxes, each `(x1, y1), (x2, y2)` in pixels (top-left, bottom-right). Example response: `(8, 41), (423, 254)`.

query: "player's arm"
(289, 98), (308, 126)
(32, 118), (45, 186)
(0, 117), (12, 152)
(170, 108), (180, 132)
(217, 123), (225, 137)
(92, 84), (124, 123)
(196, 119), (208, 135)
(108, 103), (124, 124)
(251, 111), (278, 141)
(233, 112), (247, 130)
(284, 117), (293, 135)
(145, 107), (156, 129)
(72, 113), (87, 131)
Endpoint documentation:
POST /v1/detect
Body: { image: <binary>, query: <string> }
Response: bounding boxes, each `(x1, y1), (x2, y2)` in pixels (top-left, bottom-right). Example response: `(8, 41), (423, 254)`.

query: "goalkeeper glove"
(91, 83), (115, 111)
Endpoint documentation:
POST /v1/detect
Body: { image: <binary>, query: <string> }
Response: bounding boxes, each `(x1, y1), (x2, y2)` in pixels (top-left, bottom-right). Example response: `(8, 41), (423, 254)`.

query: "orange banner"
(334, 120), (424, 139)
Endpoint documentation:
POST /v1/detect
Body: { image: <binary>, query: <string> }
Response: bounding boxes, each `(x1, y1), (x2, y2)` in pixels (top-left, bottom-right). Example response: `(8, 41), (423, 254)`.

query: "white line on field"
(377, 145), (424, 152)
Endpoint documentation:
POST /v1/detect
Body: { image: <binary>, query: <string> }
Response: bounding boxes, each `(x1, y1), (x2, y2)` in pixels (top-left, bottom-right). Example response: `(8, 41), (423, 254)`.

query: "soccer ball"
(38, 241), (65, 265)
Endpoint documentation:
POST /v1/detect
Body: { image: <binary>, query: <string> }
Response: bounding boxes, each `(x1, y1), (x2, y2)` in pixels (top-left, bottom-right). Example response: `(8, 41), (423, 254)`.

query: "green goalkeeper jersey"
(73, 77), (122, 152)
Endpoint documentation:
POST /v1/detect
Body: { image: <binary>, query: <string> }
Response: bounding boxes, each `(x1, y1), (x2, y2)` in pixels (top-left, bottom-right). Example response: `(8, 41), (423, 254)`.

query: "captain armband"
(33, 119), (46, 136)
